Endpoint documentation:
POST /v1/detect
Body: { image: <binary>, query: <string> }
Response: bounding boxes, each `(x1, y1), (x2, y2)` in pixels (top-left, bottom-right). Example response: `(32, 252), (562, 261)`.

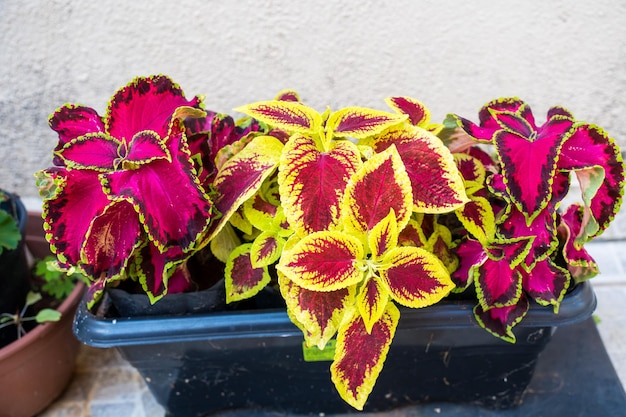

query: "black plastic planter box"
(74, 282), (596, 417)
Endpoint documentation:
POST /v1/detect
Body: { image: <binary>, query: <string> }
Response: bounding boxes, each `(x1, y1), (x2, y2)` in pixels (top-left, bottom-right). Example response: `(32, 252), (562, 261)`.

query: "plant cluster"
(36, 75), (624, 410)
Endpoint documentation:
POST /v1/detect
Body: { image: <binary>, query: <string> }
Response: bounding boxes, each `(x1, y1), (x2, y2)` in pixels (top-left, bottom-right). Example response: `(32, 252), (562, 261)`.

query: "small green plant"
(35, 255), (89, 300)
(0, 291), (61, 339)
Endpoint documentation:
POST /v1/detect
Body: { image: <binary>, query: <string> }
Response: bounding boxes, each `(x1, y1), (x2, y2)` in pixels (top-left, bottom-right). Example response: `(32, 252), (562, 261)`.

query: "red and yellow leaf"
(235, 100), (321, 134)
(276, 231), (364, 292)
(279, 272), (355, 349)
(207, 135), (284, 242)
(326, 107), (406, 139)
(225, 243), (271, 303)
(384, 96), (441, 133)
(330, 303), (400, 410)
(456, 196), (495, 245)
(356, 277), (390, 333)
(474, 258), (522, 310)
(278, 134), (361, 235)
(368, 209), (398, 259)
(250, 231), (283, 268)
(365, 124), (468, 213)
(342, 145), (413, 237)
(379, 247), (454, 308)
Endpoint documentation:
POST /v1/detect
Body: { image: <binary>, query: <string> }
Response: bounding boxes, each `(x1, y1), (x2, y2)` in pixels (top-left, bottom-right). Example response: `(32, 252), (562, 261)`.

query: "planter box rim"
(74, 281), (595, 348)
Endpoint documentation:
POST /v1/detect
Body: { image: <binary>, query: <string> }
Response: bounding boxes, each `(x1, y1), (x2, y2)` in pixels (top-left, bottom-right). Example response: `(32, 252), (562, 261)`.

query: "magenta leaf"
(521, 258), (570, 311)
(124, 131), (170, 168)
(104, 130), (212, 252)
(106, 75), (200, 142)
(473, 294), (529, 343)
(475, 258), (522, 309)
(559, 204), (600, 282)
(558, 123), (625, 239)
(494, 116), (574, 221)
(56, 134), (121, 171)
(42, 168), (110, 271)
(82, 199), (142, 279)
(451, 239), (486, 290)
(49, 104), (106, 165)
(133, 242), (188, 301)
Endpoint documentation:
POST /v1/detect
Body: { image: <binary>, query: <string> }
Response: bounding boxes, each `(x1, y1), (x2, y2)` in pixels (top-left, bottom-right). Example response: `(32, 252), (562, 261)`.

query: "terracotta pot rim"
(0, 282), (85, 360)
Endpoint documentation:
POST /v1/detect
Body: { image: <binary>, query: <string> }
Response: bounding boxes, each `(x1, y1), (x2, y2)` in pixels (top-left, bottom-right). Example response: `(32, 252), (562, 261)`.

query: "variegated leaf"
(451, 238), (486, 290)
(56, 133), (121, 171)
(326, 107), (406, 139)
(122, 130), (171, 169)
(49, 104), (106, 151)
(473, 294), (529, 343)
(475, 258), (522, 310)
(225, 243), (271, 303)
(384, 96), (431, 128)
(356, 277), (390, 333)
(368, 209), (398, 259)
(276, 231), (364, 292)
(494, 117), (574, 223)
(331, 303), (400, 410)
(498, 207), (558, 270)
(104, 129), (212, 253)
(106, 75), (200, 142)
(366, 125), (468, 213)
(521, 258), (570, 312)
(133, 242), (188, 303)
(81, 199), (142, 280)
(42, 169), (111, 272)
(456, 196), (495, 245)
(278, 134), (361, 235)
(235, 100), (322, 134)
(250, 231), (284, 268)
(557, 123), (625, 240)
(279, 272), (355, 349)
(342, 145), (413, 237)
(207, 135), (284, 241)
(559, 204), (600, 282)
(379, 246), (454, 308)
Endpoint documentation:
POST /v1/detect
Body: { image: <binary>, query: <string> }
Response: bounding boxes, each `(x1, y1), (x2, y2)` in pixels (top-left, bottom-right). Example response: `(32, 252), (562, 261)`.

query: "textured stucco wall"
(1, 0), (625, 200)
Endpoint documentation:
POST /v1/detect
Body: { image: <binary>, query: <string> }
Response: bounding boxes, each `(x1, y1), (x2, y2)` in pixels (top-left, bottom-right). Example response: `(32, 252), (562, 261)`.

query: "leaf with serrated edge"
(250, 231), (283, 268)
(225, 243), (271, 303)
(368, 209), (398, 259)
(356, 277), (390, 333)
(331, 303), (399, 410)
(342, 145), (413, 238)
(473, 294), (529, 343)
(380, 246), (454, 308)
(277, 231), (364, 292)
(278, 135), (361, 236)
(326, 107), (406, 139)
(206, 135), (284, 242)
(279, 271), (355, 349)
(364, 124), (468, 213)
(235, 100), (321, 134)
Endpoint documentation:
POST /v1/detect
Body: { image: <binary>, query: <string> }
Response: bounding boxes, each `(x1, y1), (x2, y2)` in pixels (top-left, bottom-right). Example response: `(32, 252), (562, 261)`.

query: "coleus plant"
(35, 75), (260, 308)
(205, 94), (469, 409)
(444, 97), (625, 342)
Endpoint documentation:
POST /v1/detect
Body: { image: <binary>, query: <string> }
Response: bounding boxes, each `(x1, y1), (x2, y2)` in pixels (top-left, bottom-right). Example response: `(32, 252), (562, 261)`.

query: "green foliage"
(0, 291), (61, 339)
(0, 191), (21, 255)
(34, 256), (89, 301)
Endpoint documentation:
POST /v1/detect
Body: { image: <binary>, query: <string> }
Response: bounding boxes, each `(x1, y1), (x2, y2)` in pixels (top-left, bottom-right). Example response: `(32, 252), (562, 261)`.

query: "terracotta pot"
(0, 211), (84, 417)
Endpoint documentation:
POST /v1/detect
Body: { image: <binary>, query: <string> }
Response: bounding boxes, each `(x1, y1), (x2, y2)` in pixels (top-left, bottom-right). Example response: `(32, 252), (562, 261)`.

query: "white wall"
(1, 0), (625, 199)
